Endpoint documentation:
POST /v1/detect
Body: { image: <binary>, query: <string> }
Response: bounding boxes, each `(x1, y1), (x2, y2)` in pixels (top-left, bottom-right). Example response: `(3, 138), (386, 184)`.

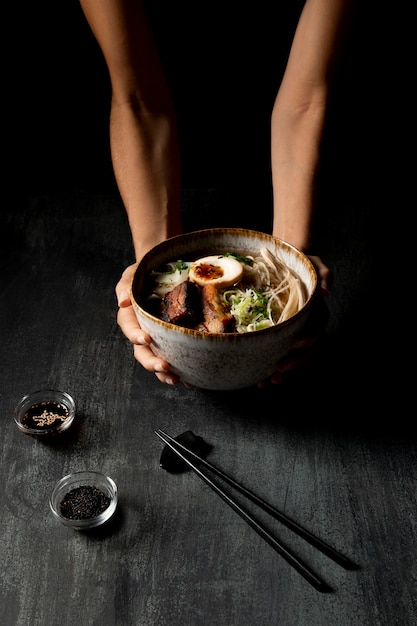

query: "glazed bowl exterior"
(130, 228), (318, 390)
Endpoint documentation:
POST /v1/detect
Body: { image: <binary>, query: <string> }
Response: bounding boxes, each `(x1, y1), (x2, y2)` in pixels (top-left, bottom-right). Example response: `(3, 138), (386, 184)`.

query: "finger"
(133, 344), (180, 385)
(256, 370), (285, 388)
(290, 334), (318, 351)
(115, 263), (138, 306)
(308, 255), (333, 295)
(133, 344), (169, 373)
(117, 305), (151, 346)
(270, 372), (284, 385)
(117, 290), (132, 308)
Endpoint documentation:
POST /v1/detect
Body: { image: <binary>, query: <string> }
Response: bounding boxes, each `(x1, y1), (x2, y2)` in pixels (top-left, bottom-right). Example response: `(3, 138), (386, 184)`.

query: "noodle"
(148, 247), (308, 333)
(224, 248), (307, 331)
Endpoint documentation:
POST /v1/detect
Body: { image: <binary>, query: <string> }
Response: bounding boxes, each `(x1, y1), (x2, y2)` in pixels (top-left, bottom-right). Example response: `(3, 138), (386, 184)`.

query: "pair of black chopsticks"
(155, 429), (358, 593)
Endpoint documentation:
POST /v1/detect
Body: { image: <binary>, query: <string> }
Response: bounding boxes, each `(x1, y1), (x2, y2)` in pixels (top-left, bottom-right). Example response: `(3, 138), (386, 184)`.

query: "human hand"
(115, 263), (182, 385)
(258, 254), (332, 387)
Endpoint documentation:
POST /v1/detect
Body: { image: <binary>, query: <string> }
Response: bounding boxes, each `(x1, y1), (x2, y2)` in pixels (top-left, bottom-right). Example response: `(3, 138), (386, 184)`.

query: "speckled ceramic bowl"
(131, 228), (318, 390)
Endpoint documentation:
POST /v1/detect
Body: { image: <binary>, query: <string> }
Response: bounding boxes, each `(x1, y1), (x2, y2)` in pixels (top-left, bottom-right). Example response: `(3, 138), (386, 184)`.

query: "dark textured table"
(1, 184), (415, 626)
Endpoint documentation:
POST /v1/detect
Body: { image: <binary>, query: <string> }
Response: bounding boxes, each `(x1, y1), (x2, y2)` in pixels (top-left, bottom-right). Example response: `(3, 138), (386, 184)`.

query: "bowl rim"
(130, 227), (318, 338)
(49, 470), (118, 529)
(13, 389), (76, 436)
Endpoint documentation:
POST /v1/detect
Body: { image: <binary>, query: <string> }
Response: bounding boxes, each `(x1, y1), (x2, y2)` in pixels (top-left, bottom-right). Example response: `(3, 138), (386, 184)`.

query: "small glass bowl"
(49, 470), (118, 530)
(14, 389), (76, 437)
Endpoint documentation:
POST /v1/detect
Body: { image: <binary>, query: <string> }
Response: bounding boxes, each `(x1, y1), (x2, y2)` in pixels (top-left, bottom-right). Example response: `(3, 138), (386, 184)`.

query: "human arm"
(79, 0), (182, 258)
(271, 0), (355, 261)
(79, 0), (183, 384)
(266, 0), (356, 383)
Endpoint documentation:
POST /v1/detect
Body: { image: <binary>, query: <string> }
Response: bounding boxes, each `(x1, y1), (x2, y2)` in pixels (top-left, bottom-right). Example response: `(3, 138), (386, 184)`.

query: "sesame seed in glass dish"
(14, 389), (76, 437)
(49, 471), (118, 530)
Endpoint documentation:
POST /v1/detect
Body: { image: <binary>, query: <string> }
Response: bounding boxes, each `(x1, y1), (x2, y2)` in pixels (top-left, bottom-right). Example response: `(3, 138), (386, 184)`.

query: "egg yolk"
(189, 255), (243, 288)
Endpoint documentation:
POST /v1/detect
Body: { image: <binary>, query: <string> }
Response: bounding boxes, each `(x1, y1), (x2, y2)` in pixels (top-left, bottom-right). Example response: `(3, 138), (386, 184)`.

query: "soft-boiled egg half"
(188, 255), (243, 288)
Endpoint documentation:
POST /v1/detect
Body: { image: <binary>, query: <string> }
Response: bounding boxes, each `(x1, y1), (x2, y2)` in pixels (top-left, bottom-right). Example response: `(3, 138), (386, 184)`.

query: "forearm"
(110, 102), (182, 262)
(271, 0), (355, 252)
(271, 93), (326, 252)
(79, 0), (182, 263)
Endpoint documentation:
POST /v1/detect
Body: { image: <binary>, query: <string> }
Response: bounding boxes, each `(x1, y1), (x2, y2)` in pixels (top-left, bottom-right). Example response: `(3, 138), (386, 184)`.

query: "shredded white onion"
(225, 247), (307, 330)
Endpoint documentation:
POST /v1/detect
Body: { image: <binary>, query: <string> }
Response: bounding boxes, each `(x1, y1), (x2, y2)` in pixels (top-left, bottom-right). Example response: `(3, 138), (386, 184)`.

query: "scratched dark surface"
(1, 3), (414, 626)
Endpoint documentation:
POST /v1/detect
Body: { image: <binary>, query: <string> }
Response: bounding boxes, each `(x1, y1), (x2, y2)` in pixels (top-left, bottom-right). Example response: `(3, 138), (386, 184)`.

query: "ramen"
(145, 247), (307, 333)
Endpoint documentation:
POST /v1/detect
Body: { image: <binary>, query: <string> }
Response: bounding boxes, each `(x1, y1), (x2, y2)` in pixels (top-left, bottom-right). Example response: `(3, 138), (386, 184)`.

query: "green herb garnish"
(173, 260), (189, 272)
(224, 252), (254, 266)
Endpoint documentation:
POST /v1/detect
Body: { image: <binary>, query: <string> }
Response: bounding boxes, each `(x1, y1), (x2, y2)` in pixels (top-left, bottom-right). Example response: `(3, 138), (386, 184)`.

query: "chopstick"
(156, 429), (357, 571)
(155, 429), (356, 592)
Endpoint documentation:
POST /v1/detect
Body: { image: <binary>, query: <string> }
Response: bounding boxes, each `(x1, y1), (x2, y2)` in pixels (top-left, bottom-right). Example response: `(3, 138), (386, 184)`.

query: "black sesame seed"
(59, 485), (110, 520)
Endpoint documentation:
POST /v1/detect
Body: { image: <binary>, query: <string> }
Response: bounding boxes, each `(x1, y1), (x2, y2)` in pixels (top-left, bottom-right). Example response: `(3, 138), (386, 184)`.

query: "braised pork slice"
(199, 283), (235, 333)
(161, 280), (201, 327)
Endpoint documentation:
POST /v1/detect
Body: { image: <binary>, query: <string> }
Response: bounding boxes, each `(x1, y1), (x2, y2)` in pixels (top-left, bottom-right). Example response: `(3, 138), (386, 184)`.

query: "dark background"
(10, 1), (398, 209)
(13, 1), (304, 193)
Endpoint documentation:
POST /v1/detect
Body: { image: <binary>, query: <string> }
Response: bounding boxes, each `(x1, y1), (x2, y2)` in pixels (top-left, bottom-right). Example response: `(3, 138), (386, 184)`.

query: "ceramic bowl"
(49, 471), (118, 530)
(130, 228), (318, 390)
